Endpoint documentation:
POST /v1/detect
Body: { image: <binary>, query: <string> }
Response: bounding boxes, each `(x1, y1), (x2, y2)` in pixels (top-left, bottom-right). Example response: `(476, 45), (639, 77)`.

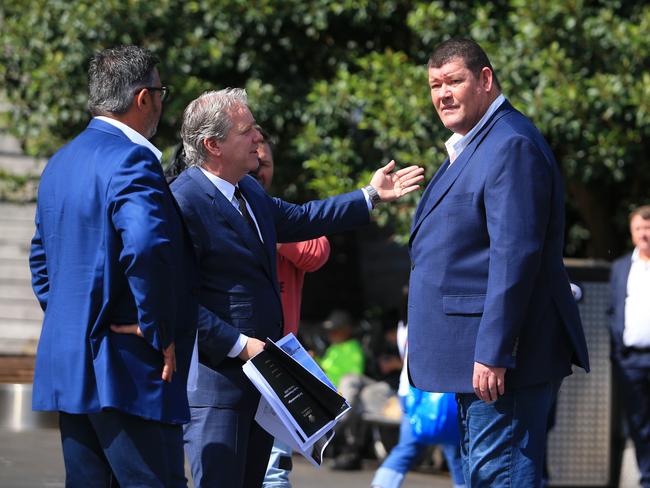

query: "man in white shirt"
(609, 205), (650, 488)
(170, 88), (423, 488)
(29, 45), (196, 487)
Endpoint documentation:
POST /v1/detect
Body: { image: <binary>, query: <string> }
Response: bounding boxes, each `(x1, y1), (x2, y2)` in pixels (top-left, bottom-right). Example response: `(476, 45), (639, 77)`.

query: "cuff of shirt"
(227, 333), (249, 358)
(361, 187), (373, 211)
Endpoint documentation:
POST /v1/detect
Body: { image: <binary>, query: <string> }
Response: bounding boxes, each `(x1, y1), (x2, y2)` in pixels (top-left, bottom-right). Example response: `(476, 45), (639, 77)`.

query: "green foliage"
(1, 0), (648, 256)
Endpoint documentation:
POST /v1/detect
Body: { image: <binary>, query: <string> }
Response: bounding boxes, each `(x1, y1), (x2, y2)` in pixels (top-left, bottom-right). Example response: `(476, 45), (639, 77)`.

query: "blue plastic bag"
(405, 386), (460, 445)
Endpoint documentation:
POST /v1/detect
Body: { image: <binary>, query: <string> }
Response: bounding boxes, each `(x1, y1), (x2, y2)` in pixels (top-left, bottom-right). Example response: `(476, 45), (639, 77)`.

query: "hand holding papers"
(242, 333), (351, 466)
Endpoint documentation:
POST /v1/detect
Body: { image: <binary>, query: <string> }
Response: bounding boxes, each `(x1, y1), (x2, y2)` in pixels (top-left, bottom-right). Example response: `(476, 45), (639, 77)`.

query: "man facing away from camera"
(29, 45), (197, 487)
(407, 38), (590, 487)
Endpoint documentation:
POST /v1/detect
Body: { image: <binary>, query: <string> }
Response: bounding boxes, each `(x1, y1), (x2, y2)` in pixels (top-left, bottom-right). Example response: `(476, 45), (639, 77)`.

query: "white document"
(242, 333), (351, 466)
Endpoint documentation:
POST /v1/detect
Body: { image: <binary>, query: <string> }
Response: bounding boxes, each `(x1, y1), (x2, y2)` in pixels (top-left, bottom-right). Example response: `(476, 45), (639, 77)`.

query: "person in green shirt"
(317, 309), (365, 389)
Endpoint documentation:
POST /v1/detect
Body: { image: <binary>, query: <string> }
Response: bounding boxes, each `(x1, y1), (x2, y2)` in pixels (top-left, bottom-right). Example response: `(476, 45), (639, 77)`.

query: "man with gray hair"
(171, 88), (424, 488)
(30, 45), (196, 487)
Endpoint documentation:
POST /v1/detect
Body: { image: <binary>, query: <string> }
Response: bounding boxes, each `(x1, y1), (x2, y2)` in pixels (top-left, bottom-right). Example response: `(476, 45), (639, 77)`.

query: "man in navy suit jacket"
(29, 46), (197, 487)
(609, 205), (650, 488)
(171, 88), (423, 488)
(407, 38), (589, 486)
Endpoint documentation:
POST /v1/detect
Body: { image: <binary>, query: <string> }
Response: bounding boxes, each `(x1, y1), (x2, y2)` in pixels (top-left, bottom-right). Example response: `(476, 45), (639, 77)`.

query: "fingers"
(162, 342), (176, 383)
(110, 324), (144, 337)
(473, 362), (506, 403)
(381, 160), (396, 174)
(394, 165), (424, 178)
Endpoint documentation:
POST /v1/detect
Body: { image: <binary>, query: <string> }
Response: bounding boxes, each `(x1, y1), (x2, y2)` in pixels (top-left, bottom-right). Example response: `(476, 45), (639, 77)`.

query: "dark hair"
(630, 205), (650, 222)
(255, 124), (276, 153)
(164, 144), (187, 182)
(87, 45), (158, 116)
(428, 38), (501, 90)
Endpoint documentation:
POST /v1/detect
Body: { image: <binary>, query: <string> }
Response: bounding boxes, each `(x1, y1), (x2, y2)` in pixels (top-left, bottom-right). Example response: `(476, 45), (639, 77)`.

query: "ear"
(479, 67), (494, 92)
(133, 88), (149, 111)
(203, 137), (221, 157)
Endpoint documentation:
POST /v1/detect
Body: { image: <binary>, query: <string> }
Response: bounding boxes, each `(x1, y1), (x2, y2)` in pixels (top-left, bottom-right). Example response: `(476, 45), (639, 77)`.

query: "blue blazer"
(609, 253), (650, 368)
(407, 101), (589, 393)
(170, 167), (370, 408)
(29, 118), (198, 424)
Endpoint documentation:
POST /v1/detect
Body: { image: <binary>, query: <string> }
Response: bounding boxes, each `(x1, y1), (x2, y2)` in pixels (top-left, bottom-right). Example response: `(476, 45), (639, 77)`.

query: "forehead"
(428, 57), (470, 79)
(631, 214), (650, 226)
(229, 104), (255, 129)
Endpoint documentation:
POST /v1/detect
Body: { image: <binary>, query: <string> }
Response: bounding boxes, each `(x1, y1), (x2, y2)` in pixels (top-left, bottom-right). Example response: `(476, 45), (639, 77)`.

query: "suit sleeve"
(474, 136), (553, 369)
(108, 148), (179, 351)
(29, 209), (49, 311)
(277, 237), (331, 272)
(172, 190), (241, 364)
(271, 190), (370, 242)
(608, 260), (625, 354)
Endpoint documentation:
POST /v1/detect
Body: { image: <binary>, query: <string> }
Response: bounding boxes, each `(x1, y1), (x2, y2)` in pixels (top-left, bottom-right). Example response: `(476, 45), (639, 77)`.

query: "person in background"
(254, 126), (331, 488)
(609, 205), (650, 488)
(371, 288), (465, 488)
(29, 45), (196, 487)
(330, 318), (402, 471)
(317, 309), (365, 389)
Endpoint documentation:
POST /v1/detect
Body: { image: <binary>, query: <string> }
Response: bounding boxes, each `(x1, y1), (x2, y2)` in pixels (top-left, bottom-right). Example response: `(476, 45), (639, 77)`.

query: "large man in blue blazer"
(29, 46), (197, 487)
(609, 205), (650, 488)
(171, 88), (423, 488)
(407, 38), (589, 486)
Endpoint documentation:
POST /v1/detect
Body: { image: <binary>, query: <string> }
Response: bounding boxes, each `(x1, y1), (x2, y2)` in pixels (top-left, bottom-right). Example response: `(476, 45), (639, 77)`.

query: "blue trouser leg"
(60, 410), (186, 488)
(457, 380), (561, 488)
(263, 438), (293, 487)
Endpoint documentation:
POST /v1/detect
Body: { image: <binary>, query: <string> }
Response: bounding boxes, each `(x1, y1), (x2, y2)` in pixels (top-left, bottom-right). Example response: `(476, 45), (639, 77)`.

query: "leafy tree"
(1, 0), (648, 257)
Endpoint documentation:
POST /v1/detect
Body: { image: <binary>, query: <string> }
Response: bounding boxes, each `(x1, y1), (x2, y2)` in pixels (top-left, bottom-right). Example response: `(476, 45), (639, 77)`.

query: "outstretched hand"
(110, 323), (177, 383)
(369, 160), (425, 203)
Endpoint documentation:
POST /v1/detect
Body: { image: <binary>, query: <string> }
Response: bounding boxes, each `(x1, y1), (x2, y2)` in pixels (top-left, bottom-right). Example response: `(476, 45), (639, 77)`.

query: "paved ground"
(0, 427), (453, 488)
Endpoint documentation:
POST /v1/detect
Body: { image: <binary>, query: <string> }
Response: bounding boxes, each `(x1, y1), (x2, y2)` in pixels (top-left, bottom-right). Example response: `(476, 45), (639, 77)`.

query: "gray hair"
(181, 88), (249, 167)
(87, 45), (158, 116)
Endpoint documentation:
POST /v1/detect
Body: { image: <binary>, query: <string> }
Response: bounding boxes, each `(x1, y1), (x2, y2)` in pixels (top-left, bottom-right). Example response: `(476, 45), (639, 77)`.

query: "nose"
(252, 127), (263, 144)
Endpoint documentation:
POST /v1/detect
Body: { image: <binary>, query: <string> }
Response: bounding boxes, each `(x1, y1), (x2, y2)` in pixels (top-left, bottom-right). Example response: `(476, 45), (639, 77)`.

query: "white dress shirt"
(624, 248), (650, 348)
(198, 168), (265, 358)
(444, 94), (506, 164)
(94, 116), (162, 161)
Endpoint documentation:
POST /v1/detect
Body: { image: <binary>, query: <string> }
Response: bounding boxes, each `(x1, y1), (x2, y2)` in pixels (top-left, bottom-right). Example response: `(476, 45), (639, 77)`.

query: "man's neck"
(102, 112), (149, 140)
(638, 249), (650, 261)
(201, 162), (243, 186)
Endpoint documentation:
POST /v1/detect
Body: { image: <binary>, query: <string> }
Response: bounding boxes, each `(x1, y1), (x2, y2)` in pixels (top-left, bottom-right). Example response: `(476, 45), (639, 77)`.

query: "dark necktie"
(234, 187), (259, 238)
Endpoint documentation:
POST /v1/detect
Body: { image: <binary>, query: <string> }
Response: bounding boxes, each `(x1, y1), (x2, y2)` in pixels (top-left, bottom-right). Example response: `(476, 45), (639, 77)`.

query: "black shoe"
(330, 452), (362, 471)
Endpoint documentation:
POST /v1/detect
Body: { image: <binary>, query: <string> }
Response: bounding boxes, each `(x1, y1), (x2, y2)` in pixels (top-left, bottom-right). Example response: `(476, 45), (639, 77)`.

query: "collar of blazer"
(409, 101), (514, 242)
(186, 167), (277, 281)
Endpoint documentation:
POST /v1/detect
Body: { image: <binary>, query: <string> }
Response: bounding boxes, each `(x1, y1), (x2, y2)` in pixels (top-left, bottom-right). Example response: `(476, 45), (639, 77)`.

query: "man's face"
(218, 105), (262, 179)
(144, 69), (163, 139)
(428, 57), (493, 136)
(254, 142), (274, 191)
(630, 214), (650, 255)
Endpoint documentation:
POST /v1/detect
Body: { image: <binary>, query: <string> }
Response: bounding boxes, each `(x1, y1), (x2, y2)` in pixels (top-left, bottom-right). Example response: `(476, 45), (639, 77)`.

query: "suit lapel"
(410, 102), (513, 241)
(188, 168), (272, 277)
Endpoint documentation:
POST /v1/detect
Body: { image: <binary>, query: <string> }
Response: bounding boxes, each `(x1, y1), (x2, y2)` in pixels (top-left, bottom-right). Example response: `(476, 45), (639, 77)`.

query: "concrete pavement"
(0, 426), (454, 488)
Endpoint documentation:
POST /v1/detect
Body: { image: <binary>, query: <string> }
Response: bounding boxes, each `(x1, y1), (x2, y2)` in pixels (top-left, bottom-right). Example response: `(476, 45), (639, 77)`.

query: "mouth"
(440, 105), (458, 114)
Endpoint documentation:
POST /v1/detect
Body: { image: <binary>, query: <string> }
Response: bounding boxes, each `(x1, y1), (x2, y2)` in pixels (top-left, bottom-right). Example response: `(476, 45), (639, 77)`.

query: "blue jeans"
(457, 380), (561, 488)
(263, 438), (293, 488)
(371, 397), (465, 488)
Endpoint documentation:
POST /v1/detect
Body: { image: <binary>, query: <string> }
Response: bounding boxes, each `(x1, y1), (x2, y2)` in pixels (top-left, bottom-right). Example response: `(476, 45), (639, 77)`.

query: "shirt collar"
(94, 116), (162, 161)
(198, 166), (237, 202)
(445, 94), (506, 162)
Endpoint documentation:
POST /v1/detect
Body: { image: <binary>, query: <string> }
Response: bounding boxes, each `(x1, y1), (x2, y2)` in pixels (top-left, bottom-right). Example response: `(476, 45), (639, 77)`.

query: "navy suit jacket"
(609, 253), (650, 369)
(408, 101), (589, 393)
(29, 118), (198, 424)
(170, 167), (369, 409)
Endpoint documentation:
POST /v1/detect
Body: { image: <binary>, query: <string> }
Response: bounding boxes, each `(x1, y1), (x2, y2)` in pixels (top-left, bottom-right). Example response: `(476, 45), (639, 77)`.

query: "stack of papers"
(243, 333), (351, 466)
